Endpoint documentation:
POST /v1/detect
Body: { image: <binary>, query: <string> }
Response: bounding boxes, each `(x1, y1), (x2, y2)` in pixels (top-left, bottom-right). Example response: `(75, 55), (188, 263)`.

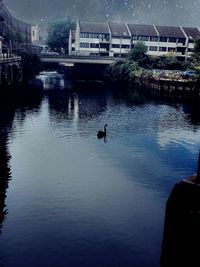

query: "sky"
(4, 0), (200, 28)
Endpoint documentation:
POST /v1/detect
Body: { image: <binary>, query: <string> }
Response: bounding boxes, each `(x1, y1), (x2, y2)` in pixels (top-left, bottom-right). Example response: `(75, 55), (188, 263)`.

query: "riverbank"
(136, 76), (199, 102)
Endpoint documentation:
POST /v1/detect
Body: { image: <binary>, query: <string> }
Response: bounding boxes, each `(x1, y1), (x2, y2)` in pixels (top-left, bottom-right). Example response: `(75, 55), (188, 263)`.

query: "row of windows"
(80, 43), (191, 54)
(149, 46), (177, 52)
(80, 32), (110, 39)
(112, 36), (130, 39)
(80, 43), (89, 48)
(132, 36), (186, 44)
(80, 33), (189, 45)
(80, 33), (131, 40)
(80, 43), (130, 49)
(112, 44), (130, 48)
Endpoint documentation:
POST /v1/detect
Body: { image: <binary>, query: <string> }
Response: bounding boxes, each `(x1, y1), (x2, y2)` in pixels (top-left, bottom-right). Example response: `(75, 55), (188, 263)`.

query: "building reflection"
(0, 89), (43, 233)
(0, 131), (11, 233)
(182, 104), (200, 127)
(161, 178), (200, 267)
(47, 81), (109, 126)
(0, 95), (14, 233)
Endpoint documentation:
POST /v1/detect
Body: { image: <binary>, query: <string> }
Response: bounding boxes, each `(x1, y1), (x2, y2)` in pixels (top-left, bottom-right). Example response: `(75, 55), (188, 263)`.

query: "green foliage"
(193, 37), (200, 63)
(2, 24), (24, 44)
(129, 41), (148, 66)
(15, 32), (24, 44)
(46, 18), (75, 54)
(2, 26), (15, 42)
(21, 52), (42, 81)
(106, 60), (141, 82)
(149, 54), (187, 70)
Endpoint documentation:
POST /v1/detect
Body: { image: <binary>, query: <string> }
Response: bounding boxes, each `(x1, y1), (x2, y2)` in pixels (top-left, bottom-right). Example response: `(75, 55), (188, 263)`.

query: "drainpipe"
(196, 151), (200, 183)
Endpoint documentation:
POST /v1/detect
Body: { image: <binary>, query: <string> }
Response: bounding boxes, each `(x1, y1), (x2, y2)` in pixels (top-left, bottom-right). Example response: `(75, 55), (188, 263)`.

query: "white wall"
(31, 25), (41, 44)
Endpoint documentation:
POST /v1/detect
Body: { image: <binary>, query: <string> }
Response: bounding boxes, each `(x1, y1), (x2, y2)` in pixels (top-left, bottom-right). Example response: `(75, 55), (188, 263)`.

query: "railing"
(0, 54), (21, 63)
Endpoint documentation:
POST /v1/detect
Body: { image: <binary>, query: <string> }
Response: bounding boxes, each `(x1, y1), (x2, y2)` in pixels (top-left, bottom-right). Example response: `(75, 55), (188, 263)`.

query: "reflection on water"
(161, 179), (200, 267)
(0, 72), (200, 267)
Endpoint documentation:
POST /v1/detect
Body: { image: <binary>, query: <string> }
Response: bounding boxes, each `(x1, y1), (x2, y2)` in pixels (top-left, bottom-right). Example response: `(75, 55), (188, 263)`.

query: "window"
(168, 47), (176, 52)
(149, 46), (158, 51)
(159, 37), (168, 42)
(140, 36), (149, 41)
(132, 35), (139, 41)
(150, 36), (158, 42)
(90, 43), (99, 48)
(188, 48), (194, 52)
(80, 32), (89, 38)
(121, 45), (130, 49)
(112, 44), (120, 48)
(80, 43), (89, 48)
(159, 47), (167, 51)
(178, 38), (186, 45)
(168, 37), (177, 43)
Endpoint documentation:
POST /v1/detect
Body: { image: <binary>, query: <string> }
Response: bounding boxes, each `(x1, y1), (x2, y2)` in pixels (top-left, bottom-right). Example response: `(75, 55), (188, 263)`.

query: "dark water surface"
(0, 72), (200, 267)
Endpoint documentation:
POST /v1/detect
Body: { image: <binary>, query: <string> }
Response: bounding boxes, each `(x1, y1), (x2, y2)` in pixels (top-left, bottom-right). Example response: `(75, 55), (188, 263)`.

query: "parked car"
(181, 70), (199, 79)
(40, 51), (59, 56)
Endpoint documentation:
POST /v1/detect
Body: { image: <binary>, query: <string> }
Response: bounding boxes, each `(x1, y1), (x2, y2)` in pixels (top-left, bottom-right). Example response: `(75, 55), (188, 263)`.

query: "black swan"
(97, 124), (108, 139)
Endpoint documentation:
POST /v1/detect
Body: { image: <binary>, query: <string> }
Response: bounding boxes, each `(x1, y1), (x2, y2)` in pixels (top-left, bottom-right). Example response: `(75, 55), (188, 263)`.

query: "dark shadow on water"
(160, 178), (200, 267)
(0, 132), (11, 234)
(0, 87), (44, 233)
(182, 104), (200, 126)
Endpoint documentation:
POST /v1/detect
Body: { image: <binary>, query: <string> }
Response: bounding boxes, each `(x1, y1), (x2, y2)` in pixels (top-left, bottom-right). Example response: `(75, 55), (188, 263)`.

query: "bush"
(21, 52), (42, 82)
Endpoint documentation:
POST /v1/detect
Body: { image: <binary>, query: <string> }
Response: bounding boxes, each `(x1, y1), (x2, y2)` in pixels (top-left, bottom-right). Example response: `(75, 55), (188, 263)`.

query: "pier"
(0, 55), (21, 86)
(138, 77), (200, 101)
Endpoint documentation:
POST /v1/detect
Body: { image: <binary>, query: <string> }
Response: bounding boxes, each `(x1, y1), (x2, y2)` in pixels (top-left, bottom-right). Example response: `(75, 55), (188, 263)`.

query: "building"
(0, 0), (32, 53)
(0, 35), (2, 56)
(69, 20), (200, 60)
(72, 21), (111, 56)
(31, 24), (41, 45)
(68, 29), (76, 54)
(108, 22), (131, 57)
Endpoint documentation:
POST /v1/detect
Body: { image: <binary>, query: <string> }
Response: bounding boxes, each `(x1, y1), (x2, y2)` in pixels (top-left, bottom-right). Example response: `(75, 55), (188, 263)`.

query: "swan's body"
(97, 124), (108, 139)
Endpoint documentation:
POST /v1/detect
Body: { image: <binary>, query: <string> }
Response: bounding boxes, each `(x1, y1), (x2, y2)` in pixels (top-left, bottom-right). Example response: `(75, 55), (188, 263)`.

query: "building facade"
(31, 24), (41, 45)
(69, 20), (200, 59)
(0, 0), (32, 53)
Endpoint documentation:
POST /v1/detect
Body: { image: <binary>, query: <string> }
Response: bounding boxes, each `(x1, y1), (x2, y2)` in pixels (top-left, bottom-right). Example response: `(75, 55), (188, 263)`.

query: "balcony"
(99, 38), (110, 43)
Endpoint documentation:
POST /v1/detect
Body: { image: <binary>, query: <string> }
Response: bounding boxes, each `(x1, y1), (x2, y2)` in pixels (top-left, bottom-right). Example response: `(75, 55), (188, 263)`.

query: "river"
(0, 71), (200, 267)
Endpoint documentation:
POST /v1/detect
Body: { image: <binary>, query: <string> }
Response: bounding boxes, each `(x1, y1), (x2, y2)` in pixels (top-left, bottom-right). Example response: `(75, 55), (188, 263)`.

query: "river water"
(0, 71), (200, 267)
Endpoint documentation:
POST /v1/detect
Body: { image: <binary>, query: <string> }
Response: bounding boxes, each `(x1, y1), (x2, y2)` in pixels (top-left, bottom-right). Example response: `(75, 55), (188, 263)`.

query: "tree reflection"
(0, 89), (43, 233)
(0, 132), (11, 233)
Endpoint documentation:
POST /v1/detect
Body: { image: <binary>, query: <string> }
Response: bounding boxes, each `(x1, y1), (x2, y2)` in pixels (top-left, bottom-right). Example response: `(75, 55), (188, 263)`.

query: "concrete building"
(108, 22), (131, 57)
(68, 29), (76, 54)
(127, 24), (159, 56)
(31, 24), (41, 45)
(69, 20), (200, 60)
(72, 21), (110, 56)
(0, 36), (2, 56)
(0, 0), (32, 53)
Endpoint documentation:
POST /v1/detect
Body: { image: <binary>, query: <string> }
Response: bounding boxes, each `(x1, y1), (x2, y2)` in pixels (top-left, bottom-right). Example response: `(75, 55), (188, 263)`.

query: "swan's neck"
(104, 126), (107, 134)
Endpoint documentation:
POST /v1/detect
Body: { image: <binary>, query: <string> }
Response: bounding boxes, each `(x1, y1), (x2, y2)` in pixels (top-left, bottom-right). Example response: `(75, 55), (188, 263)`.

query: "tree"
(106, 60), (141, 82)
(21, 52), (42, 82)
(129, 41), (148, 66)
(46, 18), (75, 54)
(193, 37), (200, 63)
